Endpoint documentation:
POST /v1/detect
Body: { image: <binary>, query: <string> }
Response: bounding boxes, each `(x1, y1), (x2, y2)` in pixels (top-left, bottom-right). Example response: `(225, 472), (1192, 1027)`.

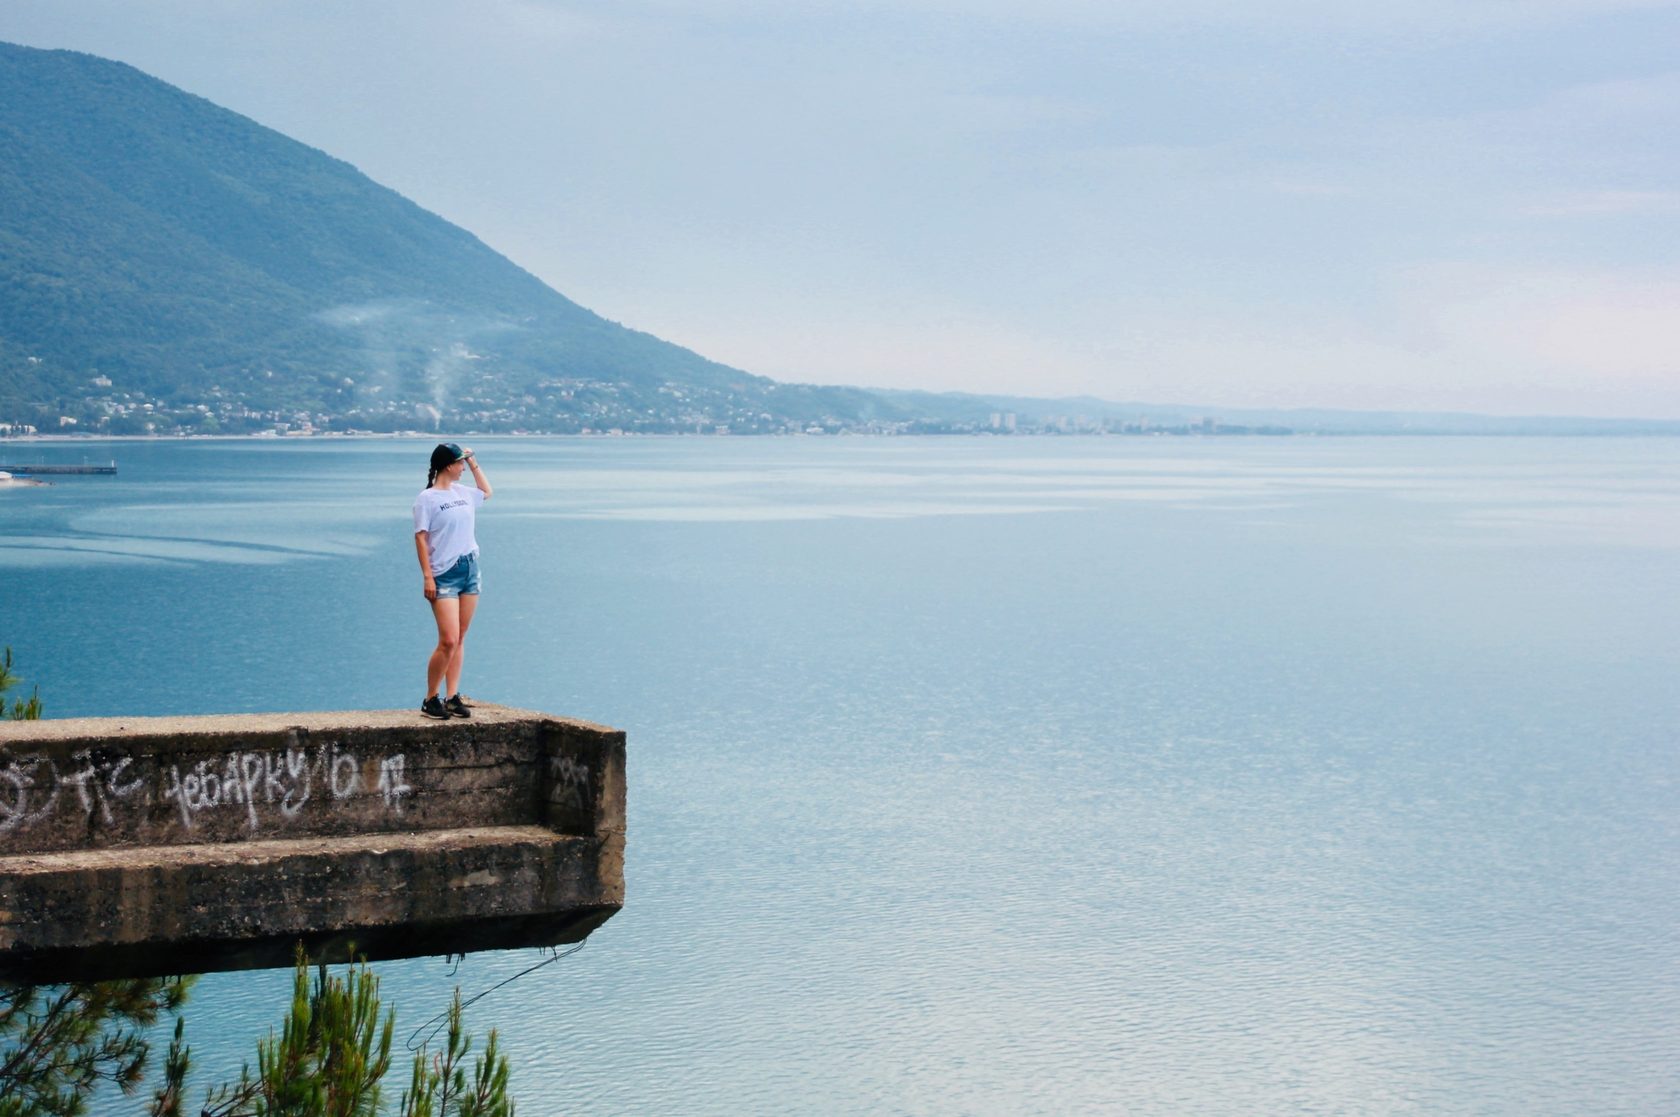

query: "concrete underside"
(0, 825), (616, 982)
(0, 707), (625, 982)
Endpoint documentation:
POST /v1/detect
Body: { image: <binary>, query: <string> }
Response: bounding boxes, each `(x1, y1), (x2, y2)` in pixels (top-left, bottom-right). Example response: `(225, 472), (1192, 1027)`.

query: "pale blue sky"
(4, 1), (1677, 416)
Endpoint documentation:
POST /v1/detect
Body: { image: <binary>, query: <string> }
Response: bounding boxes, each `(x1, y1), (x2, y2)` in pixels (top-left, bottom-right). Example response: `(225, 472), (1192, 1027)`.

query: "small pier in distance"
(0, 461), (117, 475)
(0, 707), (625, 982)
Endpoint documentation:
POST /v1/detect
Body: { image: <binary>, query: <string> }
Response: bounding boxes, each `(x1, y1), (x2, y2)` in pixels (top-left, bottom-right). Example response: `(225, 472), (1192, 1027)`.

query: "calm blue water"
(4, 436), (1678, 1115)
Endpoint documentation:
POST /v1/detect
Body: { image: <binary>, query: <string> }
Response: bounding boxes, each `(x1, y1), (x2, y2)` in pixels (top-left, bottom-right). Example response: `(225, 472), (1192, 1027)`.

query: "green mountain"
(0, 41), (901, 433)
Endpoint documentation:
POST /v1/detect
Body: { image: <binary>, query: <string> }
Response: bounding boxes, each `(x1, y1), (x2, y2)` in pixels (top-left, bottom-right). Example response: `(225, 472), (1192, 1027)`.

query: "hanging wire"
(406, 941), (588, 1050)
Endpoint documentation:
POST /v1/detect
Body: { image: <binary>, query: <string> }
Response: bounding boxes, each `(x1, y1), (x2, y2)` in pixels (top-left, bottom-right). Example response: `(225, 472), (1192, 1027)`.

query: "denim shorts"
(434, 551), (481, 598)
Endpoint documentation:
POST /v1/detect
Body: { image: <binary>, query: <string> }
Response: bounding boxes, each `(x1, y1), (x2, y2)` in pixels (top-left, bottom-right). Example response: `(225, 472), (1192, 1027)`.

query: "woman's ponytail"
(426, 443), (459, 489)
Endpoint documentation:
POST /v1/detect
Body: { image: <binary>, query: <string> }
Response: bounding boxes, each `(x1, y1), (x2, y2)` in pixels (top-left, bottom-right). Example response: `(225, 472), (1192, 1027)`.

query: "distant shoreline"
(2, 428), (1679, 444)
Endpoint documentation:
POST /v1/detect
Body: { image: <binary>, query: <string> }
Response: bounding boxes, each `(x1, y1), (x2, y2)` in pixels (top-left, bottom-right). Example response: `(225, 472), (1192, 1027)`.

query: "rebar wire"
(406, 942), (587, 1051)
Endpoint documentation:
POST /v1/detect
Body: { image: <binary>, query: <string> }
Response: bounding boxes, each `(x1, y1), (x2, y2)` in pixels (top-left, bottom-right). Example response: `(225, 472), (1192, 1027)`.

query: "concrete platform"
(0, 706), (624, 982)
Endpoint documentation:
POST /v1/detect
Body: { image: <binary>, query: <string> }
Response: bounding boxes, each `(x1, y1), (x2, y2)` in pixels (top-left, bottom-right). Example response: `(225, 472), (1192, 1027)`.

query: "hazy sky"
(4, 1), (1677, 417)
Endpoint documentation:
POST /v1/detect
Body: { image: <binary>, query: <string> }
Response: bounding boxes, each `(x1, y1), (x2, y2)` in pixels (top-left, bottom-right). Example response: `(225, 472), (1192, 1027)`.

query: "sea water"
(3, 436), (1677, 1115)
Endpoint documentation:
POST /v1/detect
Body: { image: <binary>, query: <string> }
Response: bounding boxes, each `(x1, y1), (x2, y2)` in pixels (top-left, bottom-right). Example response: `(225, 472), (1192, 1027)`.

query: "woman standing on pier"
(414, 443), (492, 719)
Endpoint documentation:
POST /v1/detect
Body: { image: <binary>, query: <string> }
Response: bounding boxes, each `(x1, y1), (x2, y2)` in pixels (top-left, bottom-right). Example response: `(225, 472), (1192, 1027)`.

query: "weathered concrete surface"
(0, 706), (624, 981)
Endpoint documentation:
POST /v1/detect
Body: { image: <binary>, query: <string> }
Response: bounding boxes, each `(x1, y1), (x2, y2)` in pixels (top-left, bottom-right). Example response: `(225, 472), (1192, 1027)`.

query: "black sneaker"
(445, 694), (472, 718)
(421, 696), (449, 720)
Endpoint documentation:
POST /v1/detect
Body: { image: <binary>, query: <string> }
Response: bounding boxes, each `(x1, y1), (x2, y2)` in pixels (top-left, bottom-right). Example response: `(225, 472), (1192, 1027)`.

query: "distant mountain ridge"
(1, 41), (1674, 437)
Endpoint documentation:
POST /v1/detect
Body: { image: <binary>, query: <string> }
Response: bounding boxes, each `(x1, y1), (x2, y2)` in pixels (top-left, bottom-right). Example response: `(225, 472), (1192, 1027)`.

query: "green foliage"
(0, 958), (519, 1117)
(0, 976), (194, 1117)
(0, 648), (41, 721)
(147, 1018), (189, 1117)
(400, 992), (513, 1117)
(191, 951), (514, 1117)
(202, 950), (395, 1117)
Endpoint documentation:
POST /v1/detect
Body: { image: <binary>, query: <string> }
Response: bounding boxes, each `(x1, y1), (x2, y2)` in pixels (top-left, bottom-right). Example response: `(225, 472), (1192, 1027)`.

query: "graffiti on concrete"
(549, 753), (591, 812)
(0, 754), (62, 835)
(0, 742), (417, 836)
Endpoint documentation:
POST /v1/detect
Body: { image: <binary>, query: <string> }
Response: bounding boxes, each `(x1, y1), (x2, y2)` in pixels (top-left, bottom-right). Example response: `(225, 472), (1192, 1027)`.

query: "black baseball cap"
(430, 443), (467, 472)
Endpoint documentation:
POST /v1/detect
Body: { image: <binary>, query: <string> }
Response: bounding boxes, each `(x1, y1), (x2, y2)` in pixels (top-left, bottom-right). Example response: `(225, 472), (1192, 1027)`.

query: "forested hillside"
(0, 41), (900, 433)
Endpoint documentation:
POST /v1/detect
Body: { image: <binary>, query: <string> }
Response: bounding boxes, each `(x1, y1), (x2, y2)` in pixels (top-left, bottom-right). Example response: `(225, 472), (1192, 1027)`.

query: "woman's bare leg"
(427, 597), (461, 700)
(447, 592), (478, 697)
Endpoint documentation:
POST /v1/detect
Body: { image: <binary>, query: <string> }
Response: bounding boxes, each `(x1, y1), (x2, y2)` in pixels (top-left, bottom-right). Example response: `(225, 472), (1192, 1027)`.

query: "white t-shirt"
(413, 482), (486, 575)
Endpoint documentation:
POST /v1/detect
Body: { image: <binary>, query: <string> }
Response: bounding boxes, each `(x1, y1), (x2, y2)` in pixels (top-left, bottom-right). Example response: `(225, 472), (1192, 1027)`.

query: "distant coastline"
(3, 423), (1679, 443)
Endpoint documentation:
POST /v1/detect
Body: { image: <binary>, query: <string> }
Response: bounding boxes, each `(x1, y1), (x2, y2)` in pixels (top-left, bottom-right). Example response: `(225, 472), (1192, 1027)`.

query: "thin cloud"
(1519, 189), (1680, 217)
